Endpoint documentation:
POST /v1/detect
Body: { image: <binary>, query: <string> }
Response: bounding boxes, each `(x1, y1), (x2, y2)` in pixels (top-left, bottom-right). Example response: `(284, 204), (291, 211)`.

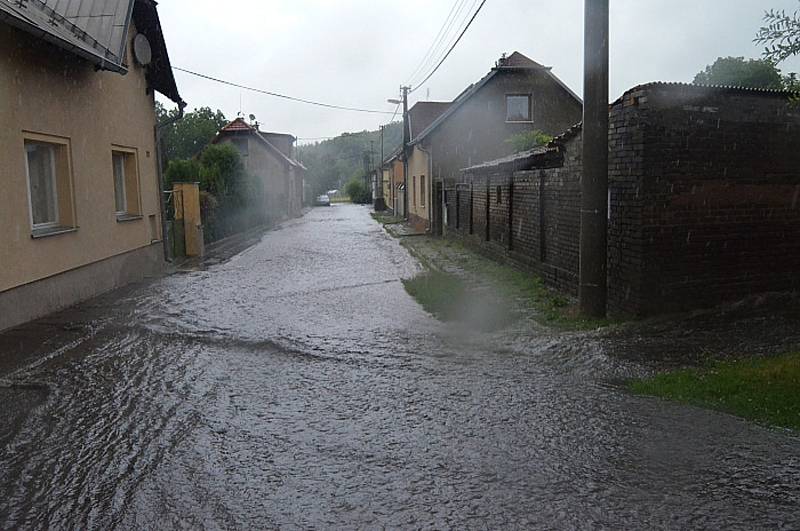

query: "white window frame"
(506, 94), (533, 123)
(112, 151), (128, 215)
(24, 141), (60, 230)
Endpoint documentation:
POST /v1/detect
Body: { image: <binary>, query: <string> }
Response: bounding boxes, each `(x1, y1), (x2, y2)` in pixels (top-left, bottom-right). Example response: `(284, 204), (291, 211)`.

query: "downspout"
(155, 101), (186, 263)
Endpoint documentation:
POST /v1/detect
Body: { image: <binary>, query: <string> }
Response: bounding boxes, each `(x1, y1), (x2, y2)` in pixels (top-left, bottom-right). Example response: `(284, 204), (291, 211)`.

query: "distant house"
(0, 0), (183, 332)
(381, 149), (406, 217)
(212, 118), (305, 222)
(406, 51), (582, 232)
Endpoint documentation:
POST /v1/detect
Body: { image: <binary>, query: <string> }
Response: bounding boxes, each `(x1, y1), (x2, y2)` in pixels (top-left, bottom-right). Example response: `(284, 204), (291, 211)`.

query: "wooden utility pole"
(401, 86), (410, 219)
(579, 0), (609, 318)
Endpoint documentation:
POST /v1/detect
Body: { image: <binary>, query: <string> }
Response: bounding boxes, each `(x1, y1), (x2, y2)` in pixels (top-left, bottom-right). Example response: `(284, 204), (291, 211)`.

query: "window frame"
(112, 152), (128, 215)
(110, 146), (143, 221)
(22, 132), (76, 237)
(24, 141), (60, 230)
(505, 93), (533, 123)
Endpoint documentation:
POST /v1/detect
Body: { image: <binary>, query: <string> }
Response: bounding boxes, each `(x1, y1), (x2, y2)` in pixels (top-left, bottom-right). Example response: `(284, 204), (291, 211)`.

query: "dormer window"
(506, 94), (532, 122)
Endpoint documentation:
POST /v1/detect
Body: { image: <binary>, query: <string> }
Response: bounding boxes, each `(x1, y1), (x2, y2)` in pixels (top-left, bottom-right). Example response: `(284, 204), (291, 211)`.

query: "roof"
(214, 118), (304, 170)
(408, 101), (451, 141)
(411, 51), (581, 146)
(0, 0), (182, 104)
(613, 81), (799, 106)
(0, 0), (132, 72)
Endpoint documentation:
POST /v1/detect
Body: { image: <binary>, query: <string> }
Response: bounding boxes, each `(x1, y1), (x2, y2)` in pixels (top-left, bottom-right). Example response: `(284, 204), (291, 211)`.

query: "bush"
(505, 130), (554, 153)
(345, 177), (372, 204)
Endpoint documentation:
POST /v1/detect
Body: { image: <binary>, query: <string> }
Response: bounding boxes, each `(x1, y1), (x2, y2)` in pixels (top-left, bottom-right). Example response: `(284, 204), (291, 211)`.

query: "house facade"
(407, 52), (583, 232)
(0, 0), (182, 332)
(213, 118), (306, 223)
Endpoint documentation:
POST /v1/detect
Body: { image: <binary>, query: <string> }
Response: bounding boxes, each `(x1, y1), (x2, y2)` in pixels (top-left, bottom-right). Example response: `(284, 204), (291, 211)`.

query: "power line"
(410, 0), (489, 94)
(409, 0), (478, 88)
(173, 66), (397, 115)
(405, 0), (466, 86)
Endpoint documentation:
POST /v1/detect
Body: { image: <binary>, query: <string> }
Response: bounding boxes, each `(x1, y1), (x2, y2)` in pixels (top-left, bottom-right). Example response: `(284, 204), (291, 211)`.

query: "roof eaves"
(0, 2), (128, 73)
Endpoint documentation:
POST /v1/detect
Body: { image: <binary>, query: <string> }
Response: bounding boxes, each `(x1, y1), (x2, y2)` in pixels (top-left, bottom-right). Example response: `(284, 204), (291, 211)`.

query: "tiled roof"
(499, 51), (546, 69)
(215, 118), (304, 169)
(220, 117), (254, 133)
(613, 81), (799, 105)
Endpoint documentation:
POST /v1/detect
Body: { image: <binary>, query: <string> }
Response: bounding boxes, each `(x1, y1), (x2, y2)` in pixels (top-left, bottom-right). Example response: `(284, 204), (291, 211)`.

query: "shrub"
(505, 130), (554, 153)
(345, 177), (372, 204)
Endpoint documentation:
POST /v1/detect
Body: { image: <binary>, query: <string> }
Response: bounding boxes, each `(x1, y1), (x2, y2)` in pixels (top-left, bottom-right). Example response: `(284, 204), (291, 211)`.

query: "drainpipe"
(155, 101), (187, 263)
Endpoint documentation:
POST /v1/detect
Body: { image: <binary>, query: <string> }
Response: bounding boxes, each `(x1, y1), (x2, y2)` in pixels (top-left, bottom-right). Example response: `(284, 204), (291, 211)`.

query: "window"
(26, 142), (58, 227)
(24, 135), (76, 236)
(111, 148), (141, 220)
(506, 94), (532, 122)
(420, 175), (426, 206)
(412, 176), (416, 207)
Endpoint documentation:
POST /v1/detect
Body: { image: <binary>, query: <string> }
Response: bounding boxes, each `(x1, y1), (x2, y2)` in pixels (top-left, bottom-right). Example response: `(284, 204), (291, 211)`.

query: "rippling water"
(1, 205), (798, 529)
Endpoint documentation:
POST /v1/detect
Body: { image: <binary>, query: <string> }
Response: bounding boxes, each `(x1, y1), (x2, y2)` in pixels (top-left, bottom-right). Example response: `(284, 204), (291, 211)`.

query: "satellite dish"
(133, 34), (152, 66)
(249, 114), (256, 122)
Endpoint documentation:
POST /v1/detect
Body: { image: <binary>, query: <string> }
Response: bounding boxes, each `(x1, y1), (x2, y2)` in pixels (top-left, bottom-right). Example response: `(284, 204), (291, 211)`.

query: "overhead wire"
(172, 66), (397, 115)
(405, 0), (467, 87)
(410, 0), (489, 94)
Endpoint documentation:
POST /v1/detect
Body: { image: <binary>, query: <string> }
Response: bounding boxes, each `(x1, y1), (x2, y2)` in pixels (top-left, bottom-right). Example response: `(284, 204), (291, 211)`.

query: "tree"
(755, 7), (800, 63)
(156, 103), (228, 162)
(693, 56), (784, 89)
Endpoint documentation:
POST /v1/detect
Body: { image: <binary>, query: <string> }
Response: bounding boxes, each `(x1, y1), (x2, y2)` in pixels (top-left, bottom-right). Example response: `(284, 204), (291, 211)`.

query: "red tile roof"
(220, 117), (254, 133)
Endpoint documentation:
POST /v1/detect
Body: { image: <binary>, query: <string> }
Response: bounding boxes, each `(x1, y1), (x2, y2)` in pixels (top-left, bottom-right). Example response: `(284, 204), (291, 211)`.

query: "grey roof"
(0, 0), (133, 72)
(462, 146), (549, 173)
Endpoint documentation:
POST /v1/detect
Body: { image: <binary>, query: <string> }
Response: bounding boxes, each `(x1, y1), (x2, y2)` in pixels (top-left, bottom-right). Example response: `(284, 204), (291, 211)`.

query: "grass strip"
(629, 352), (800, 431)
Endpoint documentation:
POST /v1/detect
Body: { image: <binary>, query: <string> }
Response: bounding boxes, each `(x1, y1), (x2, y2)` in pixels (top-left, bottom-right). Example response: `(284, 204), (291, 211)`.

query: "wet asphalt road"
(1, 204), (799, 529)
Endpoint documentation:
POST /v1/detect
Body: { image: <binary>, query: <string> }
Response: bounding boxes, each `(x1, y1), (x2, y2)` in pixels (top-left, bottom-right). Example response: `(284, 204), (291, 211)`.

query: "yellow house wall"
(407, 145), (430, 222)
(0, 23), (162, 293)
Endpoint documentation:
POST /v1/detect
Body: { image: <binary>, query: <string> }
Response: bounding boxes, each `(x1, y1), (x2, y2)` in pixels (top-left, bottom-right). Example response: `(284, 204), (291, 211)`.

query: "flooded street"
(1, 204), (798, 529)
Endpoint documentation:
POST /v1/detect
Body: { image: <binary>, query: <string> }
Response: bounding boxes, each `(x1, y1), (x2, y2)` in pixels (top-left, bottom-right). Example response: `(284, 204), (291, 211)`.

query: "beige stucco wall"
(407, 145), (430, 222)
(0, 23), (162, 293)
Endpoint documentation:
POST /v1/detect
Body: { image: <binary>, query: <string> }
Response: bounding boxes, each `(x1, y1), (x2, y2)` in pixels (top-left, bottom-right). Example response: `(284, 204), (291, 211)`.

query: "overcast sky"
(157, 0), (800, 142)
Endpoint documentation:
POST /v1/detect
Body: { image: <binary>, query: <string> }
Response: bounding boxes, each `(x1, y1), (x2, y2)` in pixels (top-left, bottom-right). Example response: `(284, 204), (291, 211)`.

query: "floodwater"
(1, 204), (798, 529)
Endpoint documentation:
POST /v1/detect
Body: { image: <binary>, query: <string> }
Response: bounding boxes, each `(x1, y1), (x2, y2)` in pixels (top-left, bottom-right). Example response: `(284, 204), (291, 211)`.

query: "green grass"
(629, 352), (800, 431)
(407, 238), (613, 331)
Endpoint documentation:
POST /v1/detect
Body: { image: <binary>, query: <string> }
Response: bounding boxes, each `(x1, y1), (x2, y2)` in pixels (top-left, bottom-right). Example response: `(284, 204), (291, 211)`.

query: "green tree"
(344, 176), (371, 204)
(156, 103), (228, 162)
(505, 130), (554, 153)
(755, 7), (800, 63)
(693, 56), (784, 89)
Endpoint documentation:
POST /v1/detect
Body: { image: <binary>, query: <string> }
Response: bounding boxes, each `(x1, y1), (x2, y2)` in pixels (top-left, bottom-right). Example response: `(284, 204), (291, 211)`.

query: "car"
(315, 194), (331, 206)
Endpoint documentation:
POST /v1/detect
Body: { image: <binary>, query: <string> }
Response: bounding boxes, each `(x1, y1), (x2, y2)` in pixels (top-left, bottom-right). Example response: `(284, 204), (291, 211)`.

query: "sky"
(156, 0), (800, 143)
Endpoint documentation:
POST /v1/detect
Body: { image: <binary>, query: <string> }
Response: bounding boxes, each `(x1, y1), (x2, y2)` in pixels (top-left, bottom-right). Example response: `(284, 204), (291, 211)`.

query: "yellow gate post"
(172, 182), (204, 258)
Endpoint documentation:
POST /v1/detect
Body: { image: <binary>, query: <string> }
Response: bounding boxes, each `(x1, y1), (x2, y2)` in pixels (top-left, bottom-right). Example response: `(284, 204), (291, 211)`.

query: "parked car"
(315, 194), (331, 206)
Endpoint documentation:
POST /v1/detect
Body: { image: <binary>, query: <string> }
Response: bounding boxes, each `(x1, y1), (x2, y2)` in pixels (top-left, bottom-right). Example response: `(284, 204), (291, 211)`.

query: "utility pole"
(375, 125), (386, 211)
(401, 85), (410, 220)
(579, 0), (609, 318)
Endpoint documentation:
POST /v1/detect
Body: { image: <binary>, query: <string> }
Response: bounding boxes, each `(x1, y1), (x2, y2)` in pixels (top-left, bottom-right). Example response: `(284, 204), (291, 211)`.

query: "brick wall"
(609, 84), (800, 315)
(445, 131), (583, 296)
(445, 83), (800, 317)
